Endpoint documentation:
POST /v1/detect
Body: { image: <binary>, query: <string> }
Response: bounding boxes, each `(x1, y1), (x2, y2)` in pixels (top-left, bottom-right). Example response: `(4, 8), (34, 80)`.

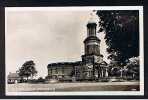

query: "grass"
(7, 81), (139, 92)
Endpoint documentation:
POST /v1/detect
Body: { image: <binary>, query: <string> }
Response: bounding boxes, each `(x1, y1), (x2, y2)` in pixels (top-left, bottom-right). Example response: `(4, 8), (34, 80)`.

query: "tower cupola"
(87, 13), (97, 37)
(83, 13), (100, 56)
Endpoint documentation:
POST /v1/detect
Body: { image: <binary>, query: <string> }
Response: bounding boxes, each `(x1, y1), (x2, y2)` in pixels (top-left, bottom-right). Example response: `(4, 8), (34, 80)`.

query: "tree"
(108, 63), (121, 77)
(96, 10), (139, 65)
(18, 60), (37, 81)
(37, 77), (45, 82)
(126, 57), (139, 80)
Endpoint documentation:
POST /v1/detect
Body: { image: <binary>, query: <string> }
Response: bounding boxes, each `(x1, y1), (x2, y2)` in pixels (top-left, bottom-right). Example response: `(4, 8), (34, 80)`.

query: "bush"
(37, 77), (45, 83)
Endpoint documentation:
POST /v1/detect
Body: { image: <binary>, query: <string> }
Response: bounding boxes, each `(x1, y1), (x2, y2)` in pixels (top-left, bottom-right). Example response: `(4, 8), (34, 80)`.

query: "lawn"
(7, 81), (139, 92)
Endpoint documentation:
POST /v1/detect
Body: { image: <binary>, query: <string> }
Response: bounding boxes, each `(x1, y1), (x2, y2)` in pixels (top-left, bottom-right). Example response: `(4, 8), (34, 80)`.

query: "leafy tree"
(126, 57), (139, 80)
(37, 77), (45, 82)
(108, 63), (121, 77)
(18, 60), (37, 81)
(96, 10), (139, 65)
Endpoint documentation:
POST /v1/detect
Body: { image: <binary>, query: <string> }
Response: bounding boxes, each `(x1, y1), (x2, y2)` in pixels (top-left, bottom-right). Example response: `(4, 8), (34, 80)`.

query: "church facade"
(47, 18), (108, 81)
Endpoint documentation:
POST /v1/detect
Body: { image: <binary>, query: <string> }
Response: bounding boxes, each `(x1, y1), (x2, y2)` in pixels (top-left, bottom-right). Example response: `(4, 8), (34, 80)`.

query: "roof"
(47, 61), (82, 68)
(7, 73), (20, 79)
(100, 61), (108, 66)
(87, 13), (97, 24)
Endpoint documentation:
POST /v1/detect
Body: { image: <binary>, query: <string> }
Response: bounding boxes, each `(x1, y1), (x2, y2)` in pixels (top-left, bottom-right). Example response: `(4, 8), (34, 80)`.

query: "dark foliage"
(126, 57), (139, 80)
(37, 77), (45, 82)
(18, 60), (37, 81)
(96, 10), (139, 65)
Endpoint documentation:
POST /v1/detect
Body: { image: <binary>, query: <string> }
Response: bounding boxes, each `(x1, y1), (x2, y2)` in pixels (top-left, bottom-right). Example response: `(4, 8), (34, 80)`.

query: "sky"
(6, 7), (109, 78)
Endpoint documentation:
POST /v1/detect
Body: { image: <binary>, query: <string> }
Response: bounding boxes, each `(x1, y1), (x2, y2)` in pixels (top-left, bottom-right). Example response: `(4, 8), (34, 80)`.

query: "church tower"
(81, 13), (103, 80)
(84, 18), (100, 56)
(82, 13), (102, 64)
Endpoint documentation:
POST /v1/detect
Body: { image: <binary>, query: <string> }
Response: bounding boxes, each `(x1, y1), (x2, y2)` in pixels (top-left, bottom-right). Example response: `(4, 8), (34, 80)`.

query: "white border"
(5, 6), (144, 96)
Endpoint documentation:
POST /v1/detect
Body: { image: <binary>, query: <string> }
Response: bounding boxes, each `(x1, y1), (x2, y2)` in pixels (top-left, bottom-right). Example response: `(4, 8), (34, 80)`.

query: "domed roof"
(88, 17), (97, 24)
(88, 13), (97, 24)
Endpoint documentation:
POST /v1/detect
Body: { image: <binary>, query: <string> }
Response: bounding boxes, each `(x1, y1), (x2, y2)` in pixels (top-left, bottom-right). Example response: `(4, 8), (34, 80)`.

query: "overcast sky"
(6, 8), (109, 77)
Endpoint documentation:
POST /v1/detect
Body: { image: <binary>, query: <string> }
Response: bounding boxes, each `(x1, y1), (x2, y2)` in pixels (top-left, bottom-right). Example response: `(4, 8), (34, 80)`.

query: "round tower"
(81, 13), (104, 80)
(84, 15), (100, 56)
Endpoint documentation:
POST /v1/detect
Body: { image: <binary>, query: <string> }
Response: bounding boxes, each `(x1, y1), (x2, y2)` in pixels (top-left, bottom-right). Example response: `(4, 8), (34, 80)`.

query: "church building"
(47, 14), (108, 81)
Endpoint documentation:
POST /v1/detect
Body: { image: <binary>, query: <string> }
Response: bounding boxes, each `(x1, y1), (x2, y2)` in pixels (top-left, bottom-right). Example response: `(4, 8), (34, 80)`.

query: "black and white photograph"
(5, 6), (144, 96)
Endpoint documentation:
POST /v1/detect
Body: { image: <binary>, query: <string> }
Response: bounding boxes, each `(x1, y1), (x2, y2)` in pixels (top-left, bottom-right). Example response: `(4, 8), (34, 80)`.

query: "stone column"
(120, 69), (123, 78)
(105, 68), (108, 77)
(101, 68), (104, 77)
